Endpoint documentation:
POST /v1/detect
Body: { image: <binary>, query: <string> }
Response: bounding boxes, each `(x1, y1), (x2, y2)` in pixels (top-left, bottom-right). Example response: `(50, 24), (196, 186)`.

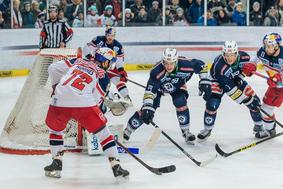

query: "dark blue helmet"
(105, 27), (116, 36)
(263, 33), (282, 46)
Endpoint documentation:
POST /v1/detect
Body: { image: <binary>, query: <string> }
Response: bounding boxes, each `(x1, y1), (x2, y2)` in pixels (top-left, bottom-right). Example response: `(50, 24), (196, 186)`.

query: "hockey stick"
(119, 128), (161, 154)
(140, 127), (161, 154)
(215, 107), (283, 157)
(150, 121), (217, 167)
(116, 140), (176, 175)
(253, 71), (283, 87)
(107, 70), (146, 89)
(253, 71), (269, 80)
(215, 131), (283, 157)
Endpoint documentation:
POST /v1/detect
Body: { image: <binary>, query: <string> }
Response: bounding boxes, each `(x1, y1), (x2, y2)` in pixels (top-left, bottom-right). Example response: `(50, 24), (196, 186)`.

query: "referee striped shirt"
(39, 19), (73, 49)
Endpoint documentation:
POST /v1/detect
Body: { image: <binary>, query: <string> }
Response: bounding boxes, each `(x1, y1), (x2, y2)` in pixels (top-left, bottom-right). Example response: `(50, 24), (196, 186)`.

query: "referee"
(39, 5), (73, 49)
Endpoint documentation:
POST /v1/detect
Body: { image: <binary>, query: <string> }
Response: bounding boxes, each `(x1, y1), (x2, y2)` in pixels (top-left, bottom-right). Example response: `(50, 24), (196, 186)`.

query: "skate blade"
(45, 170), (61, 178)
(115, 175), (129, 184)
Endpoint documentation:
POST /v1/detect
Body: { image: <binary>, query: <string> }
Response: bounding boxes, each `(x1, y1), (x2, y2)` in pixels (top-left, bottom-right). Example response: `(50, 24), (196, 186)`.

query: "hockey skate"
(123, 128), (132, 142)
(197, 129), (212, 142)
(109, 157), (129, 183)
(182, 130), (196, 145)
(255, 128), (276, 139)
(44, 158), (62, 178)
(253, 124), (263, 133)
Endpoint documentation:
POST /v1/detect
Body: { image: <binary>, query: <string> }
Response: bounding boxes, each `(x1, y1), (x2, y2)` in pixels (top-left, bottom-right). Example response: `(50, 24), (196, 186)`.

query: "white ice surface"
(0, 72), (283, 189)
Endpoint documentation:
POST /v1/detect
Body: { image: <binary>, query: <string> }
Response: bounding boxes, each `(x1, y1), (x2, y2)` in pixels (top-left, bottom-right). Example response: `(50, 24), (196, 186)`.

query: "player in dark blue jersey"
(82, 27), (132, 105)
(197, 41), (263, 141)
(123, 48), (210, 144)
(242, 33), (283, 138)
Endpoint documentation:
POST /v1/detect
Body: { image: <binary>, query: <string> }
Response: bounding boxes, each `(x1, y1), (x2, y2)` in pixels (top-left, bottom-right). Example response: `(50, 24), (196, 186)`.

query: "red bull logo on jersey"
(104, 49), (116, 60)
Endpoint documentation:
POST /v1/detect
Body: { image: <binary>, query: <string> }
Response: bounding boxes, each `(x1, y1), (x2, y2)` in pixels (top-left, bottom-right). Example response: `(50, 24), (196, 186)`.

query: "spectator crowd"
(0, 0), (282, 29)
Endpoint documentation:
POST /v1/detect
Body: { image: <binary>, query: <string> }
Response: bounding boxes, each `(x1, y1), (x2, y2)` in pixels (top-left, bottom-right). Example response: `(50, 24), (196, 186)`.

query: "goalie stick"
(140, 127), (161, 153)
(116, 140), (176, 175)
(150, 121), (217, 167)
(215, 131), (283, 157)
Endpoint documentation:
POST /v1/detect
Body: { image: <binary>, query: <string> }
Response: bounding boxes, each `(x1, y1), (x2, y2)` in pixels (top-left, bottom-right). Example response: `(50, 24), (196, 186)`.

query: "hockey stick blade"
(148, 165), (176, 175)
(157, 165), (176, 173)
(180, 148), (217, 167)
(215, 131), (283, 157)
(215, 144), (231, 157)
(140, 127), (161, 154)
(116, 141), (176, 175)
(198, 154), (218, 167)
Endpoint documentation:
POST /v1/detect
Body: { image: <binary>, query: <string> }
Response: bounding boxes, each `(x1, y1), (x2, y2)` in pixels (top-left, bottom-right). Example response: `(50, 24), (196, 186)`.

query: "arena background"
(0, 27), (282, 77)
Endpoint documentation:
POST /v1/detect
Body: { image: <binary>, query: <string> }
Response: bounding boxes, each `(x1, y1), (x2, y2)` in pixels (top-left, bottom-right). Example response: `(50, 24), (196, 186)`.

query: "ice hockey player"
(82, 27), (132, 105)
(123, 48), (210, 145)
(197, 41), (264, 141)
(242, 33), (283, 138)
(44, 47), (129, 181)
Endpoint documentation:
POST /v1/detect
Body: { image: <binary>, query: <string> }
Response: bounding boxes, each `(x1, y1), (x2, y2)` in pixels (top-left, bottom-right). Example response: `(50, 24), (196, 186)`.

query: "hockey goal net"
(0, 48), (84, 155)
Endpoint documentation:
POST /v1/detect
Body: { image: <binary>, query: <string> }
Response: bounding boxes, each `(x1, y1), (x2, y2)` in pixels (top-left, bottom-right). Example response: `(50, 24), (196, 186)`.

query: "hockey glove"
(118, 68), (128, 82)
(242, 62), (256, 77)
(141, 105), (155, 125)
(267, 73), (283, 88)
(198, 79), (211, 101)
(243, 95), (261, 111)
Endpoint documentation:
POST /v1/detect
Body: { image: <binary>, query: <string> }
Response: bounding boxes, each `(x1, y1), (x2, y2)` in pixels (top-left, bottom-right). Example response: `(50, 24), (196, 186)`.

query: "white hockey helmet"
(105, 27), (116, 36)
(222, 40), (238, 55)
(162, 48), (178, 65)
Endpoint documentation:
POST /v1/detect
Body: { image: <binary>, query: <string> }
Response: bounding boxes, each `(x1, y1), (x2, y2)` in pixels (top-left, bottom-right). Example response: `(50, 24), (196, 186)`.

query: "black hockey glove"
(198, 79), (211, 101)
(141, 105), (155, 125)
(243, 95), (261, 111)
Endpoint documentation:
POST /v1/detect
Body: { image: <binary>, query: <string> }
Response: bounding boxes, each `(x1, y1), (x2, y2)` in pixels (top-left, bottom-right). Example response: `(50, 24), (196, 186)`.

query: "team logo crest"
(131, 119), (140, 128)
(178, 115), (187, 124)
(205, 116), (214, 125)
